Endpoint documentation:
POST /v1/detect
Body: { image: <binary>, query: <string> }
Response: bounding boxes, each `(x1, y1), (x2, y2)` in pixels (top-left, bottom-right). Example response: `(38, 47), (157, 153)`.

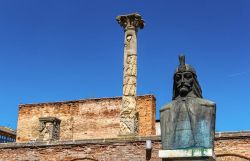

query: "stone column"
(116, 13), (144, 136)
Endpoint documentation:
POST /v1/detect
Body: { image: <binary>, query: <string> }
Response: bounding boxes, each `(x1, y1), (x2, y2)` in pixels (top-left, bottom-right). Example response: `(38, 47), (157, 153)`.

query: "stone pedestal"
(116, 13), (144, 135)
(159, 148), (215, 161)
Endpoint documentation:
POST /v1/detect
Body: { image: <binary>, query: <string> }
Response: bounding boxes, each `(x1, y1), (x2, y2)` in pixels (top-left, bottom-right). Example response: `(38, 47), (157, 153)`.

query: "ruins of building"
(16, 95), (156, 142)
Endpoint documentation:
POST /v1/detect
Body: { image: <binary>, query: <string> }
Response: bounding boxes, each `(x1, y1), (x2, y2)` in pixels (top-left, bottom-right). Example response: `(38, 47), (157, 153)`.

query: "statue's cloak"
(160, 97), (216, 150)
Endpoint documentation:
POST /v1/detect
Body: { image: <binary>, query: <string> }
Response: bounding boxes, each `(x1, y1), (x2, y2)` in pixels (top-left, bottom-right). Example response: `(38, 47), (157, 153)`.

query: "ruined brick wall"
(0, 132), (249, 161)
(137, 96), (156, 136)
(16, 95), (156, 142)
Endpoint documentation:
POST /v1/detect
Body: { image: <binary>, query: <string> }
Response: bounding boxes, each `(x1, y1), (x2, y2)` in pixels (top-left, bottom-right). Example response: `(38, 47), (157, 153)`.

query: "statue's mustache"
(177, 82), (191, 89)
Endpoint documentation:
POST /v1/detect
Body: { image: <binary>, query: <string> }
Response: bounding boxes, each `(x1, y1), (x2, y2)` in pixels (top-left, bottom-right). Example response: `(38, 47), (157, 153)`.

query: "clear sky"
(0, 0), (249, 131)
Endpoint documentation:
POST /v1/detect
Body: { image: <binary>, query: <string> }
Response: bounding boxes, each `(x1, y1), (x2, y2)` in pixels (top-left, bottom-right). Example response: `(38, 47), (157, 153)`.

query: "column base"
(159, 148), (215, 161)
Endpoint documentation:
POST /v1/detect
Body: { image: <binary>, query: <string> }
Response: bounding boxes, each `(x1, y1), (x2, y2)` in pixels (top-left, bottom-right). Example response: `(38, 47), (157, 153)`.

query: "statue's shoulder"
(194, 97), (216, 107)
(160, 101), (175, 112)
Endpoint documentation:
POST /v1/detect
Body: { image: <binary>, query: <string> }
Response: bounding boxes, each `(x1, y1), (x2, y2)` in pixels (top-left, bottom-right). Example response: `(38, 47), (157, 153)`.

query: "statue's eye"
(184, 73), (192, 79)
(175, 74), (181, 82)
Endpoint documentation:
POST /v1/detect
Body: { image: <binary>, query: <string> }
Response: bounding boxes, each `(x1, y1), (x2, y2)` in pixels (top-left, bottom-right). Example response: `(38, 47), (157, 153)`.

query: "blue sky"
(0, 0), (249, 131)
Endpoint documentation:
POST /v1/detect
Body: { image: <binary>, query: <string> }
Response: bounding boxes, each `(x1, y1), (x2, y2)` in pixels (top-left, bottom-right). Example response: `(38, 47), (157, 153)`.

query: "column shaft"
(120, 29), (138, 135)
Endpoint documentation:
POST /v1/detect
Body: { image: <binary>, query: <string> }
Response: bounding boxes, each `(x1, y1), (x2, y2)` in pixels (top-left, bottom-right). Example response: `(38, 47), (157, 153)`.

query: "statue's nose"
(181, 75), (185, 82)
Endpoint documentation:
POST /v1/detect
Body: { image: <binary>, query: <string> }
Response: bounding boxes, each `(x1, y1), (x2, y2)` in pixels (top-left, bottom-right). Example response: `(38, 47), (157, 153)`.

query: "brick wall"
(215, 132), (250, 161)
(16, 95), (156, 142)
(0, 132), (249, 161)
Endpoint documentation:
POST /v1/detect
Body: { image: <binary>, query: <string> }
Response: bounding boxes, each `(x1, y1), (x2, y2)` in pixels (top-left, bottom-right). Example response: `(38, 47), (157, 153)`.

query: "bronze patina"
(160, 55), (216, 150)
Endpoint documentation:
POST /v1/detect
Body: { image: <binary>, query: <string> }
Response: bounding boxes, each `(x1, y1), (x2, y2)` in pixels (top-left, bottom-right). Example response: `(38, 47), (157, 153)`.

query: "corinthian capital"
(116, 13), (144, 31)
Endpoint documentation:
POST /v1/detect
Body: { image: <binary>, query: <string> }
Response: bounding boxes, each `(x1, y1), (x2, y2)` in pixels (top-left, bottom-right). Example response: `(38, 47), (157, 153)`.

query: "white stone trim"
(159, 148), (215, 160)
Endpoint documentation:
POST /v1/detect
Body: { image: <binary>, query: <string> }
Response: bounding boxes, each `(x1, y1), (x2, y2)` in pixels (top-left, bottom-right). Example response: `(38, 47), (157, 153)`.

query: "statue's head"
(172, 55), (202, 100)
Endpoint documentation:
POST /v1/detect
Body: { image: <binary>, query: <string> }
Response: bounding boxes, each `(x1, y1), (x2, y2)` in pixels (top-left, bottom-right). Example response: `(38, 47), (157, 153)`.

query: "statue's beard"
(177, 83), (192, 97)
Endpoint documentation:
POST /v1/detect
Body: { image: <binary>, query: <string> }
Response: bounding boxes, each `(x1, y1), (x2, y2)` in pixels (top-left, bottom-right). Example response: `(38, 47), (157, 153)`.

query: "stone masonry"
(116, 13), (144, 135)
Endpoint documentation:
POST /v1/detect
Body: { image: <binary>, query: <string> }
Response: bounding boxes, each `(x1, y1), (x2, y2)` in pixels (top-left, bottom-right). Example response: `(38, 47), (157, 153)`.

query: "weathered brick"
(0, 133), (249, 161)
(16, 95), (156, 142)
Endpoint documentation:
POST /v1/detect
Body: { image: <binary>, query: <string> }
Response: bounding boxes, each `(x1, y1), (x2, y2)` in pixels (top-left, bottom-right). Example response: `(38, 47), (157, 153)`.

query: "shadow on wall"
(217, 154), (250, 161)
(71, 158), (98, 161)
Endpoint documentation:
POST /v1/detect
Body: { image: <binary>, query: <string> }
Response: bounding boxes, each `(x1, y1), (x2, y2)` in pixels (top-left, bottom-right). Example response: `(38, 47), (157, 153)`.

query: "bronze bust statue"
(160, 55), (216, 150)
